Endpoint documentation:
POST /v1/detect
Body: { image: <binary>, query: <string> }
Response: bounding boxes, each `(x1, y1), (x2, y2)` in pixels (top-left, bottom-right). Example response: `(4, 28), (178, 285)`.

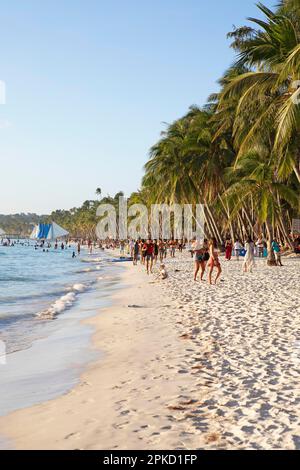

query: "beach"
(0, 251), (299, 450)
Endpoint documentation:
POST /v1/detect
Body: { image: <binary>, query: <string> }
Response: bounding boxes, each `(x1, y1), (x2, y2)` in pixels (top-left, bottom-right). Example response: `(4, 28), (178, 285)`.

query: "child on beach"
(160, 264), (168, 280)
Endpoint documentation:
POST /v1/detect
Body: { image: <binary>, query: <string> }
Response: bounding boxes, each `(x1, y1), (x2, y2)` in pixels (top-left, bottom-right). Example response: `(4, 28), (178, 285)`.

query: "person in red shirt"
(141, 240), (147, 265)
(145, 239), (154, 274)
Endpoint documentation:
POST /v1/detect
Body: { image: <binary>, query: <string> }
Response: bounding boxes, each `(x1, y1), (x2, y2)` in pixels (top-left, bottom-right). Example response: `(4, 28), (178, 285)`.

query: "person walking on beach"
(164, 240), (168, 259)
(129, 239), (135, 258)
(77, 242), (81, 255)
(158, 240), (165, 263)
(208, 238), (222, 285)
(225, 239), (233, 261)
(141, 240), (147, 265)
(201, 239), (210, 278)
(170, 240), (176, 258)
(145, 239), (154, 275)
(133, 240), (139, 266)
(153, 240), (159, 264)
(120, 240), (125, 256)
(243, 237), (255, 273)
(199, 239), (209, 281)
(234, 240), (243, 261)
(256, 237), (264, 258)
(192, 238), (202, 281)
(272, 238), (283, 267)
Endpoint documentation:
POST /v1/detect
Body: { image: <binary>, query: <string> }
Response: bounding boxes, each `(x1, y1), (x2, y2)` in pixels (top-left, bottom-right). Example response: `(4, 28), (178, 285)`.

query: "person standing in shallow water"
(208, 238), (222, 285)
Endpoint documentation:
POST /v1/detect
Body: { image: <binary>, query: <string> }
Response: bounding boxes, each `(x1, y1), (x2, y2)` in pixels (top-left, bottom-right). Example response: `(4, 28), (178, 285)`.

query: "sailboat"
(30, 222), (69, 241)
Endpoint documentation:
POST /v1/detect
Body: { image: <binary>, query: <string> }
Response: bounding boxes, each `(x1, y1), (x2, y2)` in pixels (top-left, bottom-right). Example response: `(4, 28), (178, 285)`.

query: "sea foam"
(37, 283), (88, 320)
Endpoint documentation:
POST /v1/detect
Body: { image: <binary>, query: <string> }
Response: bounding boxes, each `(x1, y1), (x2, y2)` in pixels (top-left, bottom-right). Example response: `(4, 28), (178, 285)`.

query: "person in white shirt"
(243, 237), (255, 273)
(234, 240), (243, 261)
(256, 238), (264, 258)
(129, 239), (135, 258)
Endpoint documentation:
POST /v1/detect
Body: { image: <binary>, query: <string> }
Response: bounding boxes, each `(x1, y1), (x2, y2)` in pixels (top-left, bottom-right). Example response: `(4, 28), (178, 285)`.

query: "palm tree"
(220, 3), (300, 183)
(224, 148), (299, 264)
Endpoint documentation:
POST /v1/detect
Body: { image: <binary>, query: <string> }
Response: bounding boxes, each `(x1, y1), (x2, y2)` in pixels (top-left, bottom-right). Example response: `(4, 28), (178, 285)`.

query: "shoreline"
(0, 259), (199, 450)
(0, 248), (122, 419)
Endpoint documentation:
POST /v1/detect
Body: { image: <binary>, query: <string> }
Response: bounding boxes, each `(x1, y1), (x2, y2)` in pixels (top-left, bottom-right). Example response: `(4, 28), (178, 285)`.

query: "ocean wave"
(37, 283), (89, 320)
(0, 287), (71, 305)
(0, 275), (41, 283)
(74, 266), (101, 274)
(80, 257), (103, 263)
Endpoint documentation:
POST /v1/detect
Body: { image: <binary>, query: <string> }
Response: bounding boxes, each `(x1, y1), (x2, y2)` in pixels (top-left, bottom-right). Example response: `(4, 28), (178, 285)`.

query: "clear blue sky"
(0, 0), (274, 214)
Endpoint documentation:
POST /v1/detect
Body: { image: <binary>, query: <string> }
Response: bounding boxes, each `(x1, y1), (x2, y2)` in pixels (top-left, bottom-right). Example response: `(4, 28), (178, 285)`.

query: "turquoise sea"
(0, 242), (121, 417)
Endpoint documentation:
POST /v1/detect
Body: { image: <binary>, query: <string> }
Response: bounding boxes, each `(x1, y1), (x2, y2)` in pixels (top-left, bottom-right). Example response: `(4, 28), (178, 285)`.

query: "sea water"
(0, 242), (122, 418)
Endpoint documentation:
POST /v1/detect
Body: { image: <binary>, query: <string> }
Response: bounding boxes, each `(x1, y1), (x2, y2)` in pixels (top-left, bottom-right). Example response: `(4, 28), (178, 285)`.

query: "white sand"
(0, 252), (300, 450)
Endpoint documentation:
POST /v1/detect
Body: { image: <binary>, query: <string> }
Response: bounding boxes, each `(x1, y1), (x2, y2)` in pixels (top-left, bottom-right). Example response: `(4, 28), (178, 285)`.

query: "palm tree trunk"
(205, 203), (223, 244)
(276, 192), (293, 249)
(218, 195), (235, 241)
(237, 213), (248, 240)
(266, 220), (277, 266)
(278, 214), (293, 249)
(242, 205), (258, 238)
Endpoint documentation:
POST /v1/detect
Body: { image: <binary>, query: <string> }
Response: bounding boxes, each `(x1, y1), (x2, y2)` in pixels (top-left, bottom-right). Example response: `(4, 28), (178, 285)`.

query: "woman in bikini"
(199, 239), (210, 281)
(141, 240), (147, 265)
(208, 238), (222, 285)
(192, 238), (202, 281)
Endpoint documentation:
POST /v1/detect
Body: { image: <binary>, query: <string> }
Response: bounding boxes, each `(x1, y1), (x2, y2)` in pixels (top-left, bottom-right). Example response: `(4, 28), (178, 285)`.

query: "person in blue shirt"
(272, 239), (283, 267)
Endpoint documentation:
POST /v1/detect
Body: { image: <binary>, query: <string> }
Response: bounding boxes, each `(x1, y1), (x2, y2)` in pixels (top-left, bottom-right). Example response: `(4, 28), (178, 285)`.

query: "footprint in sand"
(64, 432), (80, 440)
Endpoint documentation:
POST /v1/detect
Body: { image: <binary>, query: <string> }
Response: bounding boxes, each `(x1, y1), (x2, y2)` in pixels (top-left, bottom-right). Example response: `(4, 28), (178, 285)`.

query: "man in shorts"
(145, 239), (154, 275)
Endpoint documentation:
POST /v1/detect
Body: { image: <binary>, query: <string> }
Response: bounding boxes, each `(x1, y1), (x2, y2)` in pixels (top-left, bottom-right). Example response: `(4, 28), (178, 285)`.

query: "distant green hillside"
(0, 214), (47, 237)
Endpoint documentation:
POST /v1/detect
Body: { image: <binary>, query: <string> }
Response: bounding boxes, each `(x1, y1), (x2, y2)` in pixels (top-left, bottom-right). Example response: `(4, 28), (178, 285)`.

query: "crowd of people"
(2, 232), (299, 285)
(108, 233), (300, 286)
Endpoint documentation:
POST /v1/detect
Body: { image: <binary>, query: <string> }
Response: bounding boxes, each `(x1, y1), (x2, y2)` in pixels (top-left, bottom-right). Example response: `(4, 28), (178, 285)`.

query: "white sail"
(30, 222), (69, 241)
(47, 222), (69, 241)
(29, 225), (39, 240)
